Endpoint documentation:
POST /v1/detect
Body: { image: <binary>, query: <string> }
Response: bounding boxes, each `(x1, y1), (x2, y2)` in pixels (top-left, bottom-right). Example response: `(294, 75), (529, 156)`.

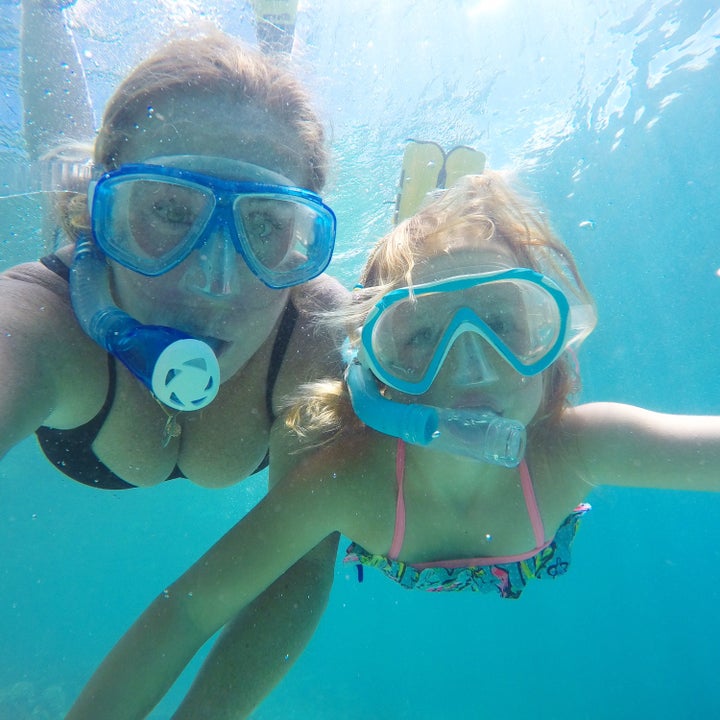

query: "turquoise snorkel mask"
(360, 268), (595, 394)
(346, 267), (596, 467)
(71, 155), (337, 411)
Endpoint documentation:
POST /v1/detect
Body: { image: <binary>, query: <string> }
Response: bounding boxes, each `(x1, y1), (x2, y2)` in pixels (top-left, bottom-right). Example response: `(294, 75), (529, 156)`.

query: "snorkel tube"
(70, 234), (220, 411)
(346, 360), (526, 468)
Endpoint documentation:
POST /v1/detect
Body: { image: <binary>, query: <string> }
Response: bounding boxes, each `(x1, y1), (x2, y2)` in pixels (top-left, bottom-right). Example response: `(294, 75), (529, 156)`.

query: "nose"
(182, 220), (242, 297)
(448, 332), (499, 386)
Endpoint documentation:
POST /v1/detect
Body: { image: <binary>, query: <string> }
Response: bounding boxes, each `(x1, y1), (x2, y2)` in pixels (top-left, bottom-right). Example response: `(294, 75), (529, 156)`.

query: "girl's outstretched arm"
(66, 444), (346, 720)
(569, 402), (720, 491)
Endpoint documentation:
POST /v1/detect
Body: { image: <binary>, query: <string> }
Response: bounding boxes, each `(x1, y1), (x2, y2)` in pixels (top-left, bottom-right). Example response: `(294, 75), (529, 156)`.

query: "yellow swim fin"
(393, 140), (445, 225)
(442, 145), (486, 188)
(252, 0), (299, 54)
(393, 141), (486, 225)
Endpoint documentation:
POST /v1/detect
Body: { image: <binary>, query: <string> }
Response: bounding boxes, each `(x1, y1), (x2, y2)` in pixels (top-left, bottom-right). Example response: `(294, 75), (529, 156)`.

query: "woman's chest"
(93, 358), (273, 488)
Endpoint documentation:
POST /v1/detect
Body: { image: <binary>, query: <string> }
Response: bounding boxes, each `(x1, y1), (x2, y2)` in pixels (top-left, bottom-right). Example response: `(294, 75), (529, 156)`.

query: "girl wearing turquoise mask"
(68, 172), (720, 717)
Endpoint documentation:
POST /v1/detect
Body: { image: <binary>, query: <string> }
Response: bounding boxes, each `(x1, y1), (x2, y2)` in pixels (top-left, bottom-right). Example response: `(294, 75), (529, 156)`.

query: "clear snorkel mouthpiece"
(70, 235), (220, 411)
(346, 360), (526, 468)
(429, 407), (526, 467)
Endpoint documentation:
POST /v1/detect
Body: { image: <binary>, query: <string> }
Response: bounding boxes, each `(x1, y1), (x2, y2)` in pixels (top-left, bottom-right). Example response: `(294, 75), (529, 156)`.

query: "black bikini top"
(34, 254), (297, 489)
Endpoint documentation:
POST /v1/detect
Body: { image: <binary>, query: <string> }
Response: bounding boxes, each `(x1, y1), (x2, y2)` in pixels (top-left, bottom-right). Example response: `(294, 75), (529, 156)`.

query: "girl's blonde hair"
(286, 171), (595, 444)
(58, 29), (328, 239)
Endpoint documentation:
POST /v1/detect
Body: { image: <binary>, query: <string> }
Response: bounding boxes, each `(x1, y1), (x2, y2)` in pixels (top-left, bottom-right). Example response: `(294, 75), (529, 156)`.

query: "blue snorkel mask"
(345, 268), (596, 467)
(87, 155), (336, 288)
(70, 155), (337, 411)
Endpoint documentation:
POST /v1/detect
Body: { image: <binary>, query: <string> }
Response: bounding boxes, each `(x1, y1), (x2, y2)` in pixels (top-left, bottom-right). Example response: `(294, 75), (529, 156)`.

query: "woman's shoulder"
(0, 245), (77, 300)
(287, 272), (349, 350)
(0, 250), (100, 360)
(0, 252), (109, 434)
(275, 274), (349, 392)
(290, 272), (349, 315)
(0, 252), (78, 332)
(0, 249), (103, 352)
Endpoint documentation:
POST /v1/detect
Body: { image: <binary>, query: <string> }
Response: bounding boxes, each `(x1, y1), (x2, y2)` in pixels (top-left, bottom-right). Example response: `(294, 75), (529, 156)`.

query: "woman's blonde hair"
(286, 171), (595, 444)
(59, 29), (327, 238)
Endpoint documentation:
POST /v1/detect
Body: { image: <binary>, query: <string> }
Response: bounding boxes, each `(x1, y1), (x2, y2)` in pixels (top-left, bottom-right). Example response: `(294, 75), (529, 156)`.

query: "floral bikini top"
(345, 440), (590, 599)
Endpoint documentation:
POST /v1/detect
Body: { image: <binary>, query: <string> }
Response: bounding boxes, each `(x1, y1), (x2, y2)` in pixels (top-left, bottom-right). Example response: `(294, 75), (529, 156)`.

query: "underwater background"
(1, 1), (719, 717)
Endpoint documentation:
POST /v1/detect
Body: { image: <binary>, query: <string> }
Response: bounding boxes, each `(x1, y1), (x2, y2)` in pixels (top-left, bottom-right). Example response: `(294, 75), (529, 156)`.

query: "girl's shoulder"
(548, 402), (720, 491)
(271, 423), (394, 498)
(525, 408), (598, 517)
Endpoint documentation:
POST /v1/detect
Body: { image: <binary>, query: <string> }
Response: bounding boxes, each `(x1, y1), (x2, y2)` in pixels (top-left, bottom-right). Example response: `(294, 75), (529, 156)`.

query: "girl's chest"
(405, 462), (589, 562)
(350, 448), (590, 564)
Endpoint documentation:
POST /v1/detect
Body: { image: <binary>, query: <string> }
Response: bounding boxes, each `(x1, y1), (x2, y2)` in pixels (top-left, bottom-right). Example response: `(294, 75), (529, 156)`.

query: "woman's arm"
(169, 416), (342, 718)
(0, 264), (104, 459)
(66, 440), (347, 720)
(21, 0), (94, 160)
(569, 402), (720, 491)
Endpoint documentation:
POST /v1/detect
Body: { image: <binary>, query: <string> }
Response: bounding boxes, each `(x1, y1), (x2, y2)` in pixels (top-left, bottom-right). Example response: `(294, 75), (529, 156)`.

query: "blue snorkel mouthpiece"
(70, 235), (220, 411)
(346, 360), (526, 468)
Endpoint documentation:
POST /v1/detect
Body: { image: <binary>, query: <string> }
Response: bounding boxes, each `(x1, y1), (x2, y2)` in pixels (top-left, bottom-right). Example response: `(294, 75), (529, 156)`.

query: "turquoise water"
(1, 1), (720, 717)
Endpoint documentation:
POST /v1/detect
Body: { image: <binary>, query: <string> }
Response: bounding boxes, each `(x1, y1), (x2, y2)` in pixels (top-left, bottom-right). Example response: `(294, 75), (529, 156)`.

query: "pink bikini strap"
(387, 439), (407, 560)
(519, 458), (546, 546)
(387, 444), (545, 562)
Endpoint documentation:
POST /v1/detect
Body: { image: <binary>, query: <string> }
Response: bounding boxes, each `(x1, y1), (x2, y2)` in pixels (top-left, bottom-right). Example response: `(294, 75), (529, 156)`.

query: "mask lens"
(469, 280), (562, 364)
(233, 194), (333, 286)
(371, 296), (448, 384)
(93, 175), (215, 274)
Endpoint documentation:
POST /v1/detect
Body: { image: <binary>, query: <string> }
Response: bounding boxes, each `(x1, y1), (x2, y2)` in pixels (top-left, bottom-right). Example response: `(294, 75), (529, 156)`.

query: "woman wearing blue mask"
(67, 171), (720, 718)
(3, 26), (346, 719)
